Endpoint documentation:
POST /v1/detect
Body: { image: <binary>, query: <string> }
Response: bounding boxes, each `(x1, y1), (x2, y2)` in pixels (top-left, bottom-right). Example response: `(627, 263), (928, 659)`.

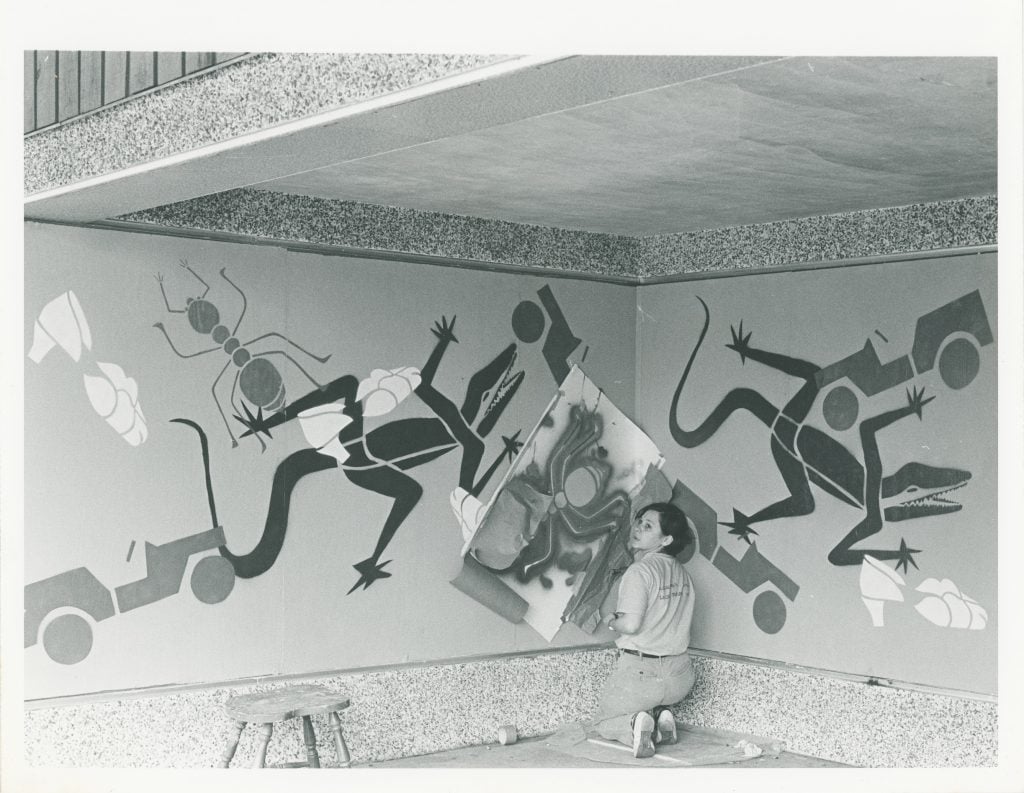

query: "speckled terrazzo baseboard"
(24, 651), (614, 769)
(675, 655), (996, 768)
(635, 195), (997, 278)
(24, 649), (995, 768)
(117, 192), (994, 280)
(117, 189), (641, 276)
(24, 53), (509, 195)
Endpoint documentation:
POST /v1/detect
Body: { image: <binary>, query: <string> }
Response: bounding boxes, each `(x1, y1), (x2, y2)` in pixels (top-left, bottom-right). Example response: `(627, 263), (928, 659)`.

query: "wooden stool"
(218, 684), (352, 768)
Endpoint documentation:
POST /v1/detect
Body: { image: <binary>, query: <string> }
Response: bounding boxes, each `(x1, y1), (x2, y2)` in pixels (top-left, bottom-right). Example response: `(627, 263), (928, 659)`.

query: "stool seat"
(218, 684), (352, 769)
(225, 684), (351, 722)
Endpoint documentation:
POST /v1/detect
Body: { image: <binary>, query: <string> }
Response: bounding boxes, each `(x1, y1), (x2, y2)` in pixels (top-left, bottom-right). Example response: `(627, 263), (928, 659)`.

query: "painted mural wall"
(25, 222), (997, 702)
(24, 224), (639, 700)
(637, 255), (997, 695)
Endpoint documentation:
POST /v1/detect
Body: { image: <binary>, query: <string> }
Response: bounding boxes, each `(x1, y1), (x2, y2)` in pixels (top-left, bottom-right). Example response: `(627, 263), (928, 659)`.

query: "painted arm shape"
(238, 374), (360, 439)
(726, 322), (822, 421)
(413, 316), (490, 493)
(238, 315), (457, 441)
(827, 386), (934, 569)
(419, 315), (458, 386)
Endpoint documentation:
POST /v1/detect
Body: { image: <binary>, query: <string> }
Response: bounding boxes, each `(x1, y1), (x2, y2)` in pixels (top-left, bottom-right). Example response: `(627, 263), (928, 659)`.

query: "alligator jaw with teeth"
(881, 462), (971, 521)
(464, 343), (525, 438)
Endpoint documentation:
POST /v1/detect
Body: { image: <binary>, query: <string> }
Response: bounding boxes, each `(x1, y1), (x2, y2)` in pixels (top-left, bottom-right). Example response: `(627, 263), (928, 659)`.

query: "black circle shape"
(512, 300), (545, 343)
(938, 338), (981, 390)
(191, 556), (236, 604)
(822, 385), (859, 431)
(752, 590), (787, 634)
(42, 613), (93, 664)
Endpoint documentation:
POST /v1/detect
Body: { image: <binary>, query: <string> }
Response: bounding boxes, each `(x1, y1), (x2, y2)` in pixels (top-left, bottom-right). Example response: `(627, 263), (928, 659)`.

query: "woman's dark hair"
(636, 502), (694, 556)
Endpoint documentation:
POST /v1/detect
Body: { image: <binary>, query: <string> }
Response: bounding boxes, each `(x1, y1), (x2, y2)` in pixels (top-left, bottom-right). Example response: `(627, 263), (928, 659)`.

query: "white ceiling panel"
(253, 56), (996, 235)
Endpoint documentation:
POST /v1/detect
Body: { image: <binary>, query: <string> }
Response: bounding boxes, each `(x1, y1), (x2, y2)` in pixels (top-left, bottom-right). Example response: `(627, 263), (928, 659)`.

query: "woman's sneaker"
(631, 711), (656, 758)
(654, 707), (677, 745)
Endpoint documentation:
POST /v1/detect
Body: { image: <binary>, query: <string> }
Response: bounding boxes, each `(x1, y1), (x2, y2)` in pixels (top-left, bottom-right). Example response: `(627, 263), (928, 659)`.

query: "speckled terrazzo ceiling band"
(634, 195), (998, 278)
(117, 188), (642, 277)
(24, 53), (509, 195)
(118, 190), (997, 280)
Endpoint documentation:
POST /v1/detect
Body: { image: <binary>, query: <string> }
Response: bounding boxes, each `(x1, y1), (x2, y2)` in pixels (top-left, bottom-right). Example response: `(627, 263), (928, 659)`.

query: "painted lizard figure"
(669, 298), (970, 572)
(219, 316), (524, 592)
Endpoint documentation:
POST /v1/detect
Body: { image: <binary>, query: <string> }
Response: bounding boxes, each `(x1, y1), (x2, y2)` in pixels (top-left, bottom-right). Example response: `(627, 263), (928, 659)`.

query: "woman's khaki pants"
(590, 650), (695, 746)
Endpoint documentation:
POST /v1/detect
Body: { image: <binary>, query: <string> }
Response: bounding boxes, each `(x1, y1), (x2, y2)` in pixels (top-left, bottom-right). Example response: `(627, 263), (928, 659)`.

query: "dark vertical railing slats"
(35, 51), (58, 128)
(156, 51), (184, 84)
(103, 51), (128, 104)
(185, 52), (216, 72)
(127, 51), (157, 94)
(24, 51), (35, 132)
(79, 51), (103, 113)
(26, 50), (247, 133)
(57, 51), (81, 121)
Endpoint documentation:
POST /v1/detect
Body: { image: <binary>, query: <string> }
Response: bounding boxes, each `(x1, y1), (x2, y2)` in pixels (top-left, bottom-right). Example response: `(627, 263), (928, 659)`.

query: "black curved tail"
(668, 298), (777, 447)
(171, 416), (338, 579)
(170, 418), (218, 528)
(668, 298), (712, 447)
(219, 449), (337, 579)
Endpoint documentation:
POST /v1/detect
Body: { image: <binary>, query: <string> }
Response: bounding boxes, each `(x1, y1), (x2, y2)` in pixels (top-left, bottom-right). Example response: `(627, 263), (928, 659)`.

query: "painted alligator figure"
(219, 316), (525, 591)
(669, 298), (971, 572)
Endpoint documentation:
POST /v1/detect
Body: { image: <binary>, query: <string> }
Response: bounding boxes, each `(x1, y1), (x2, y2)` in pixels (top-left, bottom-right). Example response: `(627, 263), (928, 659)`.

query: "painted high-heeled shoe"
(859, 554), (905, 627)
(28, 290), (92, 363)
(297, 402), (354, 464)
(450, 487), (487, 544)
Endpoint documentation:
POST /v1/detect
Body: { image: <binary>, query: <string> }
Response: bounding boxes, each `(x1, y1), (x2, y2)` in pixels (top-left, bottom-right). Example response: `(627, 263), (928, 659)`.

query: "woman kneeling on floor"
(593, 502), (696, 758)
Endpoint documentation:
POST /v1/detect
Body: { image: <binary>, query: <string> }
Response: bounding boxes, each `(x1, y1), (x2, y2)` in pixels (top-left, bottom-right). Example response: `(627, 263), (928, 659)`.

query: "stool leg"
(218, 719), (246, 768)
(254, 723), (273, 768)
(328, 711), (351, 767)
(302, 715), (321, 768)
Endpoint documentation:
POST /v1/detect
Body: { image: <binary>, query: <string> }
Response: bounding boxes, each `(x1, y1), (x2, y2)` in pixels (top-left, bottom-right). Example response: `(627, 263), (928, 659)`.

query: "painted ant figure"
(154, 261), (332, 449)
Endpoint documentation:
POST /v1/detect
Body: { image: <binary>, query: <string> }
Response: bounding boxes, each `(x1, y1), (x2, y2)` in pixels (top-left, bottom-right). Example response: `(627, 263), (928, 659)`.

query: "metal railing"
(24, 51), (249, 135)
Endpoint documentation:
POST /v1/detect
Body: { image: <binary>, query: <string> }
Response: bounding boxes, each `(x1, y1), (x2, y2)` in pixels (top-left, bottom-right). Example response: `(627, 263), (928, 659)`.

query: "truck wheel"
(190, 555), (236, 604)
(938, 337), (981, 390)
(42, 613), (94, 664)
(752, 590), (787, 634)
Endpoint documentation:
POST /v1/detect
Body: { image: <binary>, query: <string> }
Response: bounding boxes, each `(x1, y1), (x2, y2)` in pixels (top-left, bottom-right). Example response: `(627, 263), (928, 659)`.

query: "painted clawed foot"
(906, 385), (935, 419)
(431, 316), (459, 345)
(348, 558), (393, 593)
(894, 538), (920, 573)
(234, 403), (273, 443)
(726, 322), (754, 364)
(721, 508), (758, 544)
(834, 539), (921, 572)
(501, 430), (524, 463)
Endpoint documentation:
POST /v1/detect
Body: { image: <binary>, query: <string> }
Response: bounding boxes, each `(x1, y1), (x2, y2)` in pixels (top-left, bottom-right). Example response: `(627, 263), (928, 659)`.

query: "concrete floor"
(364, 734), (852, 768)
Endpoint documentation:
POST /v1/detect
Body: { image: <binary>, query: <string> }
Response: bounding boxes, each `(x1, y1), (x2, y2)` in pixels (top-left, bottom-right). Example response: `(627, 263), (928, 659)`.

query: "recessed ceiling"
(253, 56), (997, 236)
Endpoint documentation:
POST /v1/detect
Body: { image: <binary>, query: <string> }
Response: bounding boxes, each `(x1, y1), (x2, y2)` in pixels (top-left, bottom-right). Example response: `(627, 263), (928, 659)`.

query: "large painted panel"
(23, 224), (637, 699)
(457, 366), (665, 642)
(636, 256), (997, 694)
